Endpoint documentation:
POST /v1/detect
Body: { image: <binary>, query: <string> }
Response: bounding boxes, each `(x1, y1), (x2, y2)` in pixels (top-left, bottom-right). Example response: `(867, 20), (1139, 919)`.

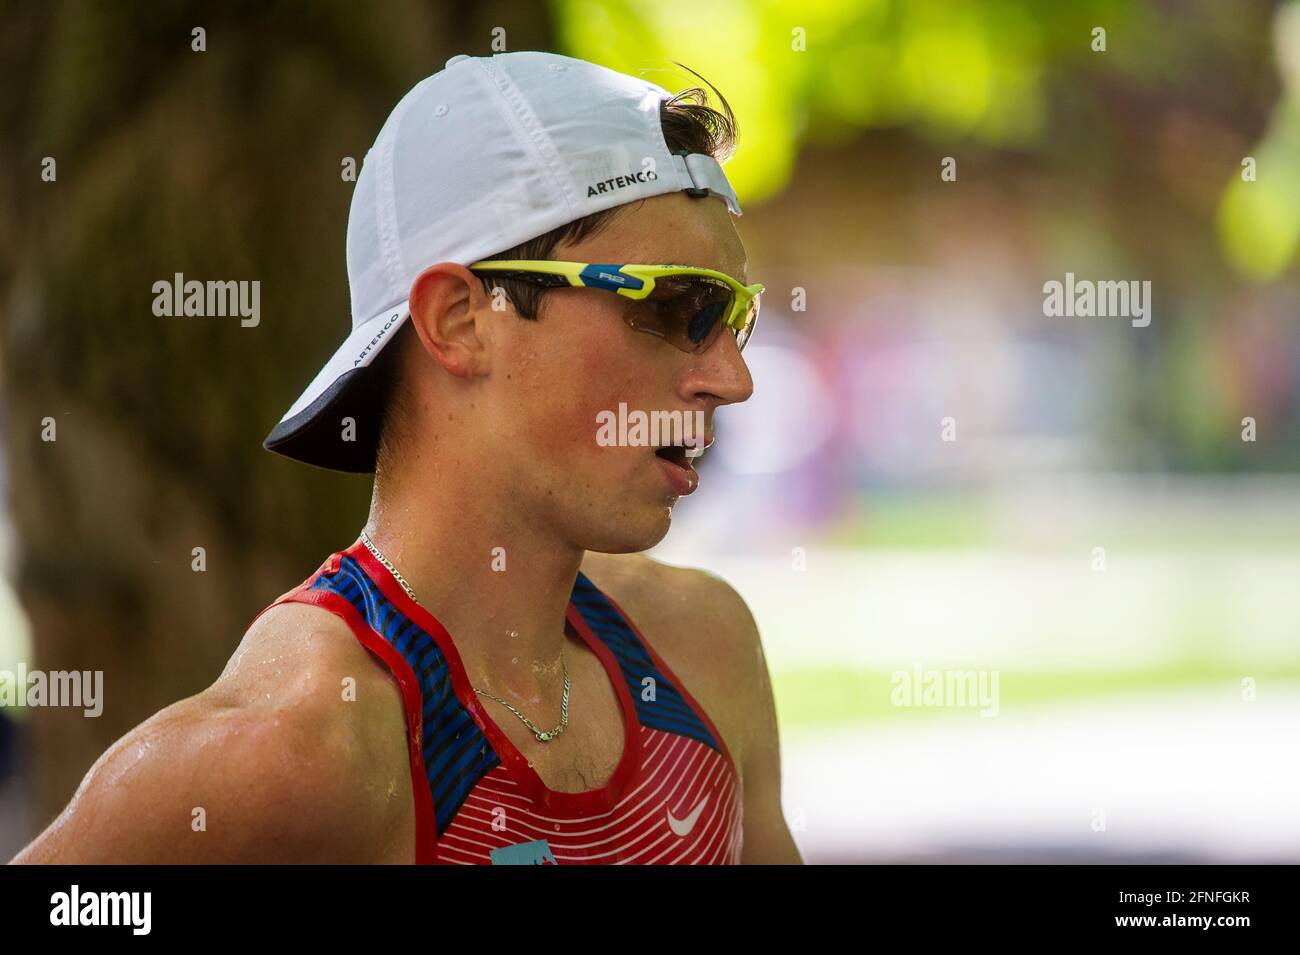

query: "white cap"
(264, 51), (744, 472)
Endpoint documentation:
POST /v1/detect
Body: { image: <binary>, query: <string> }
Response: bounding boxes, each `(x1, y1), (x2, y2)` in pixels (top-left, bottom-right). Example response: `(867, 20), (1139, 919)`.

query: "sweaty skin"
(10, 191), (802, 864)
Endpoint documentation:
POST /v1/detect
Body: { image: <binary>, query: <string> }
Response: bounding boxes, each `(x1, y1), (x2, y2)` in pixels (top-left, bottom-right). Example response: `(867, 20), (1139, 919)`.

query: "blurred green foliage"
(558, 0), (1299, 278)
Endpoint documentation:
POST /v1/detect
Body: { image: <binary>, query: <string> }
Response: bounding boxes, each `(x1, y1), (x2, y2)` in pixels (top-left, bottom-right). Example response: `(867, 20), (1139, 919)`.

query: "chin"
(579, 504), (675, 555)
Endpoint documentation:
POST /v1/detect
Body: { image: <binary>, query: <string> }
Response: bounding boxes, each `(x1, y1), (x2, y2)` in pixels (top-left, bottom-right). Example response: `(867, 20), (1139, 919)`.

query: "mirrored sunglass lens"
(633, 276), (739, 353)
(656, 280), (728, 351)
(735, 296), (759, 351)
(686, 298), (728, 344)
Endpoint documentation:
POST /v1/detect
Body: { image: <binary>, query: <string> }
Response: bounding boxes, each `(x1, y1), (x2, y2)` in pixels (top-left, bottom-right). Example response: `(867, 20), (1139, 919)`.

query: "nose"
(680, 327), (754, 408)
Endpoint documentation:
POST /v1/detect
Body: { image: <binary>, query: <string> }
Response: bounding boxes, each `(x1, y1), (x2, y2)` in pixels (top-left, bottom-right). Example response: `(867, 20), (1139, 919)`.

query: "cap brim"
(263, 305), (411, 473)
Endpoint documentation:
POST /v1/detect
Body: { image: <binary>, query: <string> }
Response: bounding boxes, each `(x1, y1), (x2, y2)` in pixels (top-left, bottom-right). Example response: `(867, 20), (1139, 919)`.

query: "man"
(12, 51), (800, 864)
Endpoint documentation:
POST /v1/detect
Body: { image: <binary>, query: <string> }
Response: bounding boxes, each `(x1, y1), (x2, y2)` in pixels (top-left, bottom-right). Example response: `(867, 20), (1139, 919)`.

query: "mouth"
(653, 445), (691, 468)
(652, 432), (713, 496)
(683, 431), (716, 460)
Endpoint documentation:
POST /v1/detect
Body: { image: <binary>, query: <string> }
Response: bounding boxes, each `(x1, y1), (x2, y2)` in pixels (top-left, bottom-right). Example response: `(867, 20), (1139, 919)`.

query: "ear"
(406, 263), (494, 379)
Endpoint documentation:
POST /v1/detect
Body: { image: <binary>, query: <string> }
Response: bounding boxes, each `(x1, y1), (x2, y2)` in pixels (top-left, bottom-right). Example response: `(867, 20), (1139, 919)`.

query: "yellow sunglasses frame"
(467, 259), (763, 352)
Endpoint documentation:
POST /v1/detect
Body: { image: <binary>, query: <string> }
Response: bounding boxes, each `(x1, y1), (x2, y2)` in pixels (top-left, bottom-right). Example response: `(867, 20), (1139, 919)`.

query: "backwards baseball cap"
(263, 50), (744, 473)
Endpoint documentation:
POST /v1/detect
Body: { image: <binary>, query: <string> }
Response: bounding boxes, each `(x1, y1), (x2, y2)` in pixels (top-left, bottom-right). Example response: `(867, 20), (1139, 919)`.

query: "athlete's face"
(486, 191), (755, 552)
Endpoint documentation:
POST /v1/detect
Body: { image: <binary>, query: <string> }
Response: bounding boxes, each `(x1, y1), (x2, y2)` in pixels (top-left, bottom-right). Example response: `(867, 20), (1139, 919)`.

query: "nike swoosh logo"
(667, 796), (709, 836)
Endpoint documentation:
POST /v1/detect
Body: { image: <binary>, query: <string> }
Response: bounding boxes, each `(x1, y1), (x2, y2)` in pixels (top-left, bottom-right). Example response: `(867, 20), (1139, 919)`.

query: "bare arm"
(10, 603), (414, 864)
(736, 607), (802, 864)
(694, 571), (802, 864)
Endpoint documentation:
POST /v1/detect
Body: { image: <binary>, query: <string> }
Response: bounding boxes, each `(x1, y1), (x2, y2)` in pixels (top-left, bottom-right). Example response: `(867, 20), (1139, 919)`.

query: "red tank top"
(256, 539), (744, 864)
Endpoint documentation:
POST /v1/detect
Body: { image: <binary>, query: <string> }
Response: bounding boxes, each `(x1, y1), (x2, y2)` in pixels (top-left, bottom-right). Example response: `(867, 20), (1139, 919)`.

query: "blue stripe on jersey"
(570, 573), (720, 754)
(308, 555), (721, 830)
(310, 556), (498, 836)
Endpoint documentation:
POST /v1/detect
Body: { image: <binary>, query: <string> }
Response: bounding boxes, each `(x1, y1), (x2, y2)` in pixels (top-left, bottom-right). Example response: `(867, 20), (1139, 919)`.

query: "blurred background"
(2, 0), (1298, 863)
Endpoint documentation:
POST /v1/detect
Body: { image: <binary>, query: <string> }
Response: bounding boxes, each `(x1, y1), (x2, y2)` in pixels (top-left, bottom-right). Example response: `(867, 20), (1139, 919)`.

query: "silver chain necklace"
(358, 529), (570, 743)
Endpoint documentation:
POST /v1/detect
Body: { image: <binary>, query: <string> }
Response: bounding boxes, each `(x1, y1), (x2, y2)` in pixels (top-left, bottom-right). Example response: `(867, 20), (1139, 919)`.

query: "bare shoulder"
(580, 554), (800, 863)
(579, 551), (761, 776)
(215, 598), (402, 707)
(579, 551), (758, 645)
(11, 600), (414, 864)
(217, 600), (414, 800)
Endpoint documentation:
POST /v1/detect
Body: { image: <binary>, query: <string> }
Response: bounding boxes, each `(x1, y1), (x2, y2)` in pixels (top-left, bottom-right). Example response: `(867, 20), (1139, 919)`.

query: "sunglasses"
(467, 259), (763, 355)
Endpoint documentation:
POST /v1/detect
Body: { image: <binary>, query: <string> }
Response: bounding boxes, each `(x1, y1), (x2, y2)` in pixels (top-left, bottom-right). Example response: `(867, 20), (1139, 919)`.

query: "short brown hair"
(374, 66), (737, 478)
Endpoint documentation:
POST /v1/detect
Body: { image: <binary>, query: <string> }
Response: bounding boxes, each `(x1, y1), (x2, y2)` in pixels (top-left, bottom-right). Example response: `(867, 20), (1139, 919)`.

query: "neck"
(362, 460), (583, 704)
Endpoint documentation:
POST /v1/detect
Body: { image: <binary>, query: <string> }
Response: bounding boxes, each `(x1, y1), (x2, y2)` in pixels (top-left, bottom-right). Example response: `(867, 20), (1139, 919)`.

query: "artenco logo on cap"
(587, 168), (658, 199)
(354, 311), (402, 366)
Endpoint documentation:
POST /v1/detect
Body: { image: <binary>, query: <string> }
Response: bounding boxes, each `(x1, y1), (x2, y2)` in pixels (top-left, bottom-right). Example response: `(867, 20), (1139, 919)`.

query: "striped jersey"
(256, 538), (744, 864)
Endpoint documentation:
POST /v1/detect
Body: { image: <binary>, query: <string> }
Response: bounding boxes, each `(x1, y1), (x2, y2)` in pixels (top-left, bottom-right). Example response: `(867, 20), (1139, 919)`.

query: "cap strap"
(671, 152), (743, 216)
